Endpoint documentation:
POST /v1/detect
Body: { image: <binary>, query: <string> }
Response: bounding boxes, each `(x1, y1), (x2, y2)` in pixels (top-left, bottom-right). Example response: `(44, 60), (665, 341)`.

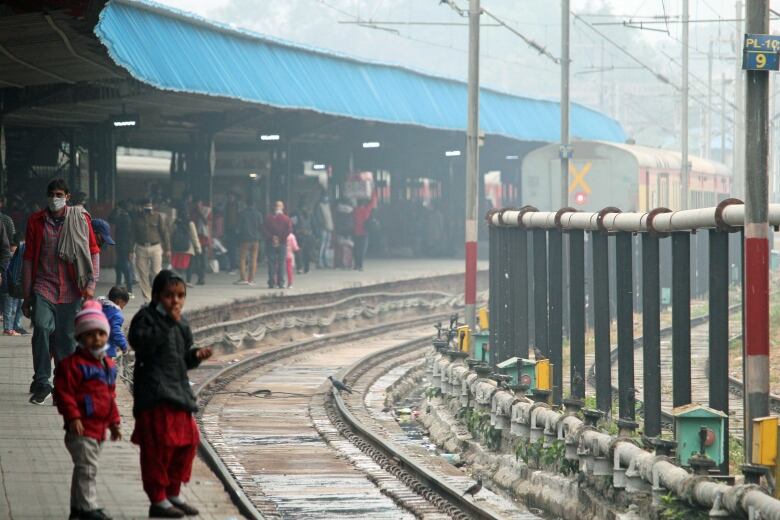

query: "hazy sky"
(152, 0), (762, 146)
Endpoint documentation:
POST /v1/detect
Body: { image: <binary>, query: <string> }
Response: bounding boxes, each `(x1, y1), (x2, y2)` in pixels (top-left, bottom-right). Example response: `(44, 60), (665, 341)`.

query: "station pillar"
(269, 146), (288, 205)
(89, 123), (116, 204)
(188, 131), (214, 203)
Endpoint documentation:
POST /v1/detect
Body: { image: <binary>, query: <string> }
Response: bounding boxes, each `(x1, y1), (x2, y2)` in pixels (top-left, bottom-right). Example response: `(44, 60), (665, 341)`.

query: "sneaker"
(233, 280), (249, 285)
(247, 281), (255, 287)
(128, 293), (135, 300)
(80, 509), (112, 520)
(3, 329), (20, 336)
(29, 388), (51, 405)
(148, 504), (184, 518)
(168, 501), (199, 516)
(287, 284), (293, 289)
(15, 328), (30, 335)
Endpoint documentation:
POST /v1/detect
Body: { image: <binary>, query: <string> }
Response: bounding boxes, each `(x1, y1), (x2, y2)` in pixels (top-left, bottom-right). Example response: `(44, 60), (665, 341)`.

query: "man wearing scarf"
(23, 178), (100, 406)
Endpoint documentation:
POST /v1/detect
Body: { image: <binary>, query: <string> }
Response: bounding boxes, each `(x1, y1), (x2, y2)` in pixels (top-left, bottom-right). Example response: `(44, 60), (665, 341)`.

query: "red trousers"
(132, 404), (199, 503)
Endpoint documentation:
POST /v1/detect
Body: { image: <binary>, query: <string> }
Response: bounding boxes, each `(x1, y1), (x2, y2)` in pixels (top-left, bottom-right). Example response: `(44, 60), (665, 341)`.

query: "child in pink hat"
(54, 300), (122, 520)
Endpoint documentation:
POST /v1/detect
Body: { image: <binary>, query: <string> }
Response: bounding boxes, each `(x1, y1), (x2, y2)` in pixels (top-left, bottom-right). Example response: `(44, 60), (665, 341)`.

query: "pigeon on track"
(328, 375), (353, 394)
(463, 476), (482, 499)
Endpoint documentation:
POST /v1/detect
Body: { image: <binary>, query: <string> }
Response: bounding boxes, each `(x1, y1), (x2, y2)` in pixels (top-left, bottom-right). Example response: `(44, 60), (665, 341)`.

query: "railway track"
(194, 311), (536, 520)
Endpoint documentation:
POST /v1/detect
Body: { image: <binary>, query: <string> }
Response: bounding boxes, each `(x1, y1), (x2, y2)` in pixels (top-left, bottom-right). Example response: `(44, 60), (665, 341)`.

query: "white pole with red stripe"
(743, 0), (770, 463)
(464, 0), (480, 340)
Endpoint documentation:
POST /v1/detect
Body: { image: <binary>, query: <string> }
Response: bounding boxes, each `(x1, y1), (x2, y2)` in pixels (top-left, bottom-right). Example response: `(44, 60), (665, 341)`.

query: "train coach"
(520, 140), (731, 211)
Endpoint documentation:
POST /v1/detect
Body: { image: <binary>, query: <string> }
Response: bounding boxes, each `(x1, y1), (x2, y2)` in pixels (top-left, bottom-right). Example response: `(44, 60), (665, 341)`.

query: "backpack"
(7, 243), (24, 298)
(171, 220), (191, 253)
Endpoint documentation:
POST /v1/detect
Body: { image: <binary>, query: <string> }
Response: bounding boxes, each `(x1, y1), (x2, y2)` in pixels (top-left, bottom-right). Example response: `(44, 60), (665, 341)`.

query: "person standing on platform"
(131, 199), (169, 302)
(313, 193), (333, 268)
(235, 198), (263, 286)
(263, 200), (291, 289)
(23, 178), (98, 405)
(291, 206), (312, 275)
(129, 270), (212, 518)
(351, 191), (377, 271)
(189, 198), (211, 286)
(108, 201), (135, 298)
(223, 191), (242, 275)
(169, 203), (201, 281)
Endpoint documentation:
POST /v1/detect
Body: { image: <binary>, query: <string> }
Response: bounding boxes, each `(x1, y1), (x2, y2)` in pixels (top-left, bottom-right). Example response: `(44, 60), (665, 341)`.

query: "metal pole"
(706, 41), (713, 159)
(548, 229), (563, 405)
(560, 0), (570, 208)
(488, 224), (497, 364)
(533, 229), (549, 358)
(569, 229), (586, 399)
(592, 231), (611, 415)
(709, 229), (730, 474)
(464, 0), (480, 333)
(735, 0), (745, 198)
(671, 232), (692, 408)
(642, 234), (662, 438)
(721, 73), (727, 164)
(515, 229), (530, 358)
(743, 0), (770, 463)
(682, 0), (690, 209)
(616, 232), (635, 421)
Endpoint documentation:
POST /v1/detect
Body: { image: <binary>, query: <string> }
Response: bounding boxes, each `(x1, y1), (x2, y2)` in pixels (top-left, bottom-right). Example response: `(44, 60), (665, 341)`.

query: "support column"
(488, 224), (498, 365)
(616, 232), (635, 421)
(500, 227), (512, 364)
(592, 231), (611, 415)
(569, 229), (586, 399)
(709, 229), (730, 473)
(532, 229), (549, 358)
(189, 131), (215, 203)
(642, 234), (662, 438)
(548, 229), (563, 405)
(514, 229), (530, 359)
(672, 232), (692, 408)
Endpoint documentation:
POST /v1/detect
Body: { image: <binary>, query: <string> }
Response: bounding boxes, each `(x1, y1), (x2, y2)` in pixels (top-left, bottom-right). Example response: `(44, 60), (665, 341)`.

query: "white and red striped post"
(464, 0), (480, 338)
(743, 0), (770, 462)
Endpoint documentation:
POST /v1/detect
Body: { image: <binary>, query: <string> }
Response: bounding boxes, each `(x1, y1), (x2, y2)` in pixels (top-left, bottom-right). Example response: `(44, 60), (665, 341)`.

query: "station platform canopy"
(1, 0), (625, 150)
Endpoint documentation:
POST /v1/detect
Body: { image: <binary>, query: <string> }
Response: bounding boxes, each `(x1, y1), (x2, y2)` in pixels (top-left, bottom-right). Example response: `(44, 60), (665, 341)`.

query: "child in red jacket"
(54, 300), (122, 520)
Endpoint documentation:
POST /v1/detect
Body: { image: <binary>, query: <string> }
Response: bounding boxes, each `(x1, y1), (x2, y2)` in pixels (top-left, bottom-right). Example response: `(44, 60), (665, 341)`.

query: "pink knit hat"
(75, 300), (110, 338)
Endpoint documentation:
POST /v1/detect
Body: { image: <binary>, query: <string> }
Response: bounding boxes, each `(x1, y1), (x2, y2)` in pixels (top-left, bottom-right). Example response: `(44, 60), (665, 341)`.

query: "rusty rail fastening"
(329, 339), (504, 520)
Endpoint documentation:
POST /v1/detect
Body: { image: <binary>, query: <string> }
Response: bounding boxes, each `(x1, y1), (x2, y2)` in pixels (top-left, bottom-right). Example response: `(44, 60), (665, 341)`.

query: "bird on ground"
(533, 347), (547, 361)
(328, 375), (353, 394)
(463, 476), (482, 498)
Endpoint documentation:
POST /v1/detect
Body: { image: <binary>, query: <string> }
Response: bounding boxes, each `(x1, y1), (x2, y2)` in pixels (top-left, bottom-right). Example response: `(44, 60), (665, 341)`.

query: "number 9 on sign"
(743, 50), (780, 71)
(757, 53), (767, 68)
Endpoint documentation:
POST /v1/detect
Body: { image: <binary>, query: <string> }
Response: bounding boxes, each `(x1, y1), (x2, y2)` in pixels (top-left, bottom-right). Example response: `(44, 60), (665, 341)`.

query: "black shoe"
(28, 381), (39, 394)
(169, 502), (199, 516)
(149, 504), (184, 518)
(196, 280), (205, 286)
(69, 508), (81, 519)
(15, 328), (30, 335)
(80, 509), (112, 520)
(29, 388), (51, 405)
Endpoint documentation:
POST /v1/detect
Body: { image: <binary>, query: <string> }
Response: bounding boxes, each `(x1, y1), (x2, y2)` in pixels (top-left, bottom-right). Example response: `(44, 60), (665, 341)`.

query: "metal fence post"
(672, 231), (692, 408)
(495, 227), (506, 365)
(533, 229), (549, 357)
(514, 229), (530, 358)
(569, 229), (586, 399)
(709, 228), (730, 474)
(642, 233), (662, 438)
(548, 229), (563, 405)
(500, 227), (512, 363)
(592, 230), (612, 414)
(616, 232), (635, 421)
(488, 224), (497, 363)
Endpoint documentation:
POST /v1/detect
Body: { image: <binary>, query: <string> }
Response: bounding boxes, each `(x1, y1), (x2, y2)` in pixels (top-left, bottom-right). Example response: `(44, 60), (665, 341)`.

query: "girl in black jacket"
(128, 270), (212, 518)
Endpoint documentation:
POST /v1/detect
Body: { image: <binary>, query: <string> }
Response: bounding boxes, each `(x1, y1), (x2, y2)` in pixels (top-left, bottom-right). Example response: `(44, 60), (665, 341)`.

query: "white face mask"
(48, 196), (66, 212)
(275, 208), (283, 215)
(89, 344), (109, 359)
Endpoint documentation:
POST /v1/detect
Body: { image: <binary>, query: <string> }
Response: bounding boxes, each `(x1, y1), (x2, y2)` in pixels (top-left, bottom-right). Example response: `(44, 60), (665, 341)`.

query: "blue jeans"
(318, 230), (331, 267)
(31, 294), (80, 392)
(115, 253), (135, 292)
(267, 243), (287, 287)
(2, 293), (22, 331)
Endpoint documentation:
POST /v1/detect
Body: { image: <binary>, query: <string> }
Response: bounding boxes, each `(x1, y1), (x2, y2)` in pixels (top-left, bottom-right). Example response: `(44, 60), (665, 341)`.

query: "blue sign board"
(743, 34), (780, 71)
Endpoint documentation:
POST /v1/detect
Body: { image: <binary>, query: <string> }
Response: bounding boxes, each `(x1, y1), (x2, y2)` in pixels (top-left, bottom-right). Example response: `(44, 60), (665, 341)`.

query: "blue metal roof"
(95, 0), (626, 143)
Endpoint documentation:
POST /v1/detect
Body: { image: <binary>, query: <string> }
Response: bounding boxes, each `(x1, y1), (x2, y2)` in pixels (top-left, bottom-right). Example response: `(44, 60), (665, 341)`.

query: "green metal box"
(496, 357), (537, 394)
(673, 403), (727, 466)
(472, 331), (490, 364)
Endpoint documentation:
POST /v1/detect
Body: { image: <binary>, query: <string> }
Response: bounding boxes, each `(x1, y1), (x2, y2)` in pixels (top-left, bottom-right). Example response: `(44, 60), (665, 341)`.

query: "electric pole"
(735, 0), (745, 197)
(561, 0), (570, 208)
(682, 0), (689, 209)
(721, 73), (727, 163)
(464, 0), (480, 333)
(706, 41), (713, 159)
(742, 0), (770, 463)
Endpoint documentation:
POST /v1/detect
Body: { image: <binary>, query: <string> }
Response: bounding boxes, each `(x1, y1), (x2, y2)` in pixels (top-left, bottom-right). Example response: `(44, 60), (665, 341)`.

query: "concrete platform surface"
(0, 258), (469, 520)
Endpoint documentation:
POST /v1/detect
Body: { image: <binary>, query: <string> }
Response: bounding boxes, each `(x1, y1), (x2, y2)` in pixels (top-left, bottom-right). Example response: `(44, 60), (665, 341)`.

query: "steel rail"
(333, 339), (504, 520)
(488, 202), (780, 232)
(193, 311), (459, 520)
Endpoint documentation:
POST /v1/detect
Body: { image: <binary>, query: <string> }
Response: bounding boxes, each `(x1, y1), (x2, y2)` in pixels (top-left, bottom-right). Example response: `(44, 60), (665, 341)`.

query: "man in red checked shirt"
(23, 178), (100, 406)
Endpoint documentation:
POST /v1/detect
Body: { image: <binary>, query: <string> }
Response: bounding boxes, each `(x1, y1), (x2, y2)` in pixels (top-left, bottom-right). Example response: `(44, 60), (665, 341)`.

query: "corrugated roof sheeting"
(95, 0), (626, 143)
